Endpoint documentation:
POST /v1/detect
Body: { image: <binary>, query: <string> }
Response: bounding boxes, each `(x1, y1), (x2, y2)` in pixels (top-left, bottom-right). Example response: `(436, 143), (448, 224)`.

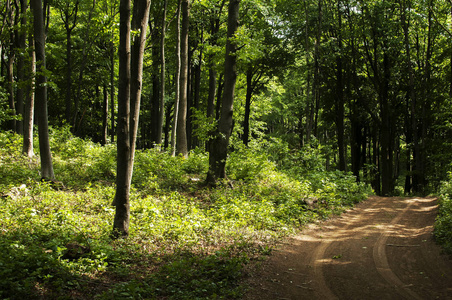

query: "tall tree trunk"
(102, 84), (108, 145)
(157, 0), (167, 145)
(206, 0), (240, 183)
(113, 0), (150, 238)
(23, 32), (35, 157)
(63, 0), (79, 126)
(335, 1), (346, 171)
(150, 16), (160, 146)
(65, 29), (73, 124)
(176, 0), (189, 157)
(171, 0), (182, 156)
(380, 51), (394, 196)
(205, 1), (225, 151)
(129, 0), (150, 166)
(189, 47), (202, 149)
(243, 68), (253, 146)
(112, 0), (132, 238)
(6, 0), (16, 132)
(401, 0), (415, 194)
(31, 0), (54, 180)
(110, 39), (115, 142)
(16, 0), (28, 135)
(308, 0), (322, 142)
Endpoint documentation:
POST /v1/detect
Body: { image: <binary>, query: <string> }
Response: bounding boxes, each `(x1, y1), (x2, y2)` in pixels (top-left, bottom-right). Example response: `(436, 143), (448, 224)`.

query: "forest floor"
(243, 196), (452, 300)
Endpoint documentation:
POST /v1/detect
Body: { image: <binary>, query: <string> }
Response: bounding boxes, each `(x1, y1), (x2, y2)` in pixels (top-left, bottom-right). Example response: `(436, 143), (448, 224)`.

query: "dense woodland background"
(1, 0), (452, 298)
(1, 0), (451, 194)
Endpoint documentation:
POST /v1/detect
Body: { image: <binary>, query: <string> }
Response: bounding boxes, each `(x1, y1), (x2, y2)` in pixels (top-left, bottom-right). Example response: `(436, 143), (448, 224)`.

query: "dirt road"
(244, 197), (452, 299)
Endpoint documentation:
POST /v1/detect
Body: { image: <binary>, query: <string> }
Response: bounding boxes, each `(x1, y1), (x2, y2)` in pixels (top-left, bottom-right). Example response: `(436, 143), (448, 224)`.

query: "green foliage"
(0, 77), (17, 128)
(0, 130), (370, 298)
(226, 144), (276, 182)
(98, 251), (245, 299)
(47, 127), (116, 188)
(434, 174), (452, 255)
(0, 132), (39, 187)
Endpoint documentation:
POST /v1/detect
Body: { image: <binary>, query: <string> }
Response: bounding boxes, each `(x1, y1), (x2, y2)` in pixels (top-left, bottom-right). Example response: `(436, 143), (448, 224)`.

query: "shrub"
(434, 174), (452, 255)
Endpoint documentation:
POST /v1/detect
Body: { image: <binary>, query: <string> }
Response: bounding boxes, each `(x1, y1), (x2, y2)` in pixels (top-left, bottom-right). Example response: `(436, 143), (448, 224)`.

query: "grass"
(0, 129), (371, 299)
(434, 173), (452, 255)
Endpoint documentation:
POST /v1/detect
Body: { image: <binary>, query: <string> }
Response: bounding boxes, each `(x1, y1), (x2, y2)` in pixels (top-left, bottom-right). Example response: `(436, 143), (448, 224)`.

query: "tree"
(22, 30), (36, 158)
(176, 0), (190, 157)
(30, 0), (55, 180)
(112, 0), (151, 238)
(206, 0), (241, 184)
(171, 0), (182, 156)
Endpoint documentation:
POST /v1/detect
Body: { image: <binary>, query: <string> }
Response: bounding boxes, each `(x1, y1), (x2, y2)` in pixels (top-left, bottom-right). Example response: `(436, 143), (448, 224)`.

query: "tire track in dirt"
(311, 199), (382, 300)
(372, 198), (422, 300)
(244, 196), (452, 300)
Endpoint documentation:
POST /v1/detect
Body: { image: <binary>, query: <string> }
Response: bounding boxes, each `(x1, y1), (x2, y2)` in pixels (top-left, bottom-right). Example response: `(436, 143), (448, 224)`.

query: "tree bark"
(171, 0), (182, 156)
(335, 1), (346, 171)
(243, 68), (253, 146)
(129, 0), (151, 168)
(62, 0), (79, 125)
(23, 30), (35, 157)
(157, 0), (167, 145)
(16, 0), (28, 135)
(102, 84), (108, 145)
(113, 0), (150, 238)
(112, 0), (132, 238)
(110, 39), (115, 142)
(31, 0), (55, 180)
(206, 0), (240, 183)
(176, 0), (190, 157)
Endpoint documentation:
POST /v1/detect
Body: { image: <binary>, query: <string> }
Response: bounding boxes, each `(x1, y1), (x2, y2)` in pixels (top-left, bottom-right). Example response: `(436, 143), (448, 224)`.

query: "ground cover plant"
(0, 130), (371, 299)
(434, 173), (452, 255)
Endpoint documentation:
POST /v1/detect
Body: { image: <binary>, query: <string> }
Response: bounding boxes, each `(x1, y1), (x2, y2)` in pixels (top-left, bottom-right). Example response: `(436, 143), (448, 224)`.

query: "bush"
(434, 175), (452, 255)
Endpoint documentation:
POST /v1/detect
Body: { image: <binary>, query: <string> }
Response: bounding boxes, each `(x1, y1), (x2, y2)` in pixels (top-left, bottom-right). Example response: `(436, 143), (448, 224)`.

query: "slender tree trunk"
(23, 33), (35, 157)
(110, 39), (115, 142)
(64, 0), (80, 128)
(149, 14), (160, 147)
(102, 84), (108, 145)
(335, 1), (346, 171)
(243, 68), (253, 146)
(308, 0), (322, 142)
(205, 1), (225, 151)
(380, 51), (394, 196)
(5, 0), (16, 132)
(401, 0), (415, 194)
(189, 47), (202, 149)
(7, 43), (15, 132)
(176, 0), (189, 157)
(129, 0), (151, 168)
(65, 29), (73, 124)
(206, 0), (240, 183)
(113, 0), (132, 238)
(16, 0), (28, 135)
(31, 0), (54, 180)
(171, 0), (182, 156)
(157, 0), (167, 145)
(113, 0), (150, 238)
(372, 125), (380, 195)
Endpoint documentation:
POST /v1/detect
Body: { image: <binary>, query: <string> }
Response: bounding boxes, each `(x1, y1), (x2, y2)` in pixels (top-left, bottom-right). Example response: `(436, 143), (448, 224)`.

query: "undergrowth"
(434, 173), (452, 255)
(0, 130), (370, 299)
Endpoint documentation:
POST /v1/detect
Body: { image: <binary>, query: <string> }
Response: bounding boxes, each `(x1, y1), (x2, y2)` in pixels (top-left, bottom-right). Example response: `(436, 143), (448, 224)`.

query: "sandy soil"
(244, 196), (452, 300)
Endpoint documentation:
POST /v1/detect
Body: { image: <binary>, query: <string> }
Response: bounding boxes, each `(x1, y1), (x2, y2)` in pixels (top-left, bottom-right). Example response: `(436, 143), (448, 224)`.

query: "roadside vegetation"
(0, 129), (370, 299)
(434, 174), (452, 256)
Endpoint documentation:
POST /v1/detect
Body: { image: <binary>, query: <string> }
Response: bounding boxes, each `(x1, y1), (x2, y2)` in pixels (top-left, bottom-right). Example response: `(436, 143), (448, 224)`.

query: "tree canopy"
(0, 0), (451, 194)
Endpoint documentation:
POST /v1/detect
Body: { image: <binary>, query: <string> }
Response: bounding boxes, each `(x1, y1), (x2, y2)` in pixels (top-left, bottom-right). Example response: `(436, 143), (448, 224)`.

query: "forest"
(0, 0), (452, 298)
